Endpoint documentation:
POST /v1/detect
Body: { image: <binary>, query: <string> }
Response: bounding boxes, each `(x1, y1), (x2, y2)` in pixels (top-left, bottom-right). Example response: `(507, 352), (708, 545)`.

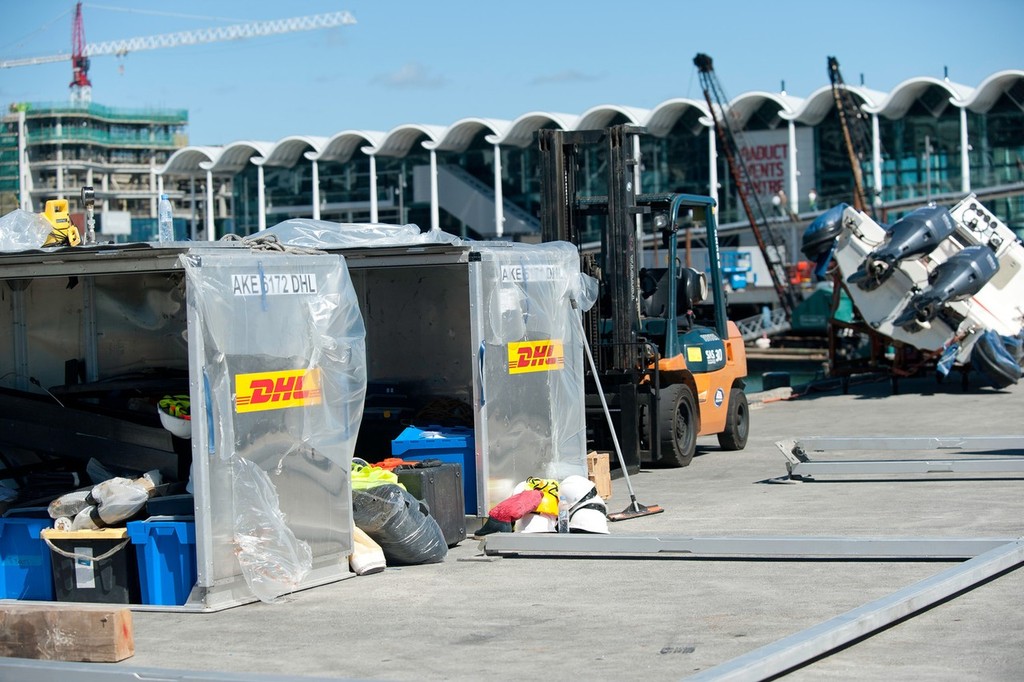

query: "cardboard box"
(587, 451), (612, 500)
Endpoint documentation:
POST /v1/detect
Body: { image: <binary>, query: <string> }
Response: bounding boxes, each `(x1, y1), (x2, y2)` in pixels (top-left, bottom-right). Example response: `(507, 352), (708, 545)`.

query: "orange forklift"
(538, 125), (749, 469)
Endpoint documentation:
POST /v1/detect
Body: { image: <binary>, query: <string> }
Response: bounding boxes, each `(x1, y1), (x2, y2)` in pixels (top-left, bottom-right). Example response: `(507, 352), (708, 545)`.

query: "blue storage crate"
(126, 517), (197, 606)
(0, 515), (54, 600)
(391, 425), (477, 515)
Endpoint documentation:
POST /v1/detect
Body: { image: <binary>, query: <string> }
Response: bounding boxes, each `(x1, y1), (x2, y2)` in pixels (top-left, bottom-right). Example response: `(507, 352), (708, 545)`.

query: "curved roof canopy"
(157, 70), (1015, 176)
(961, 69), (1024, 113)
(864, 76), (972, 118)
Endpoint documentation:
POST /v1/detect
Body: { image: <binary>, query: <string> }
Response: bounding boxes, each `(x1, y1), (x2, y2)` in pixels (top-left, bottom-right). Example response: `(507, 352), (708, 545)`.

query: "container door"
(472, 242), (588, 510)
(184, 250), (366, 608)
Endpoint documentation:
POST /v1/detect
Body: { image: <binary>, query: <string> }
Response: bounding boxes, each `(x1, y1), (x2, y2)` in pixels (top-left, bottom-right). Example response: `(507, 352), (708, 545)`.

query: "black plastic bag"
(352, 484), (447, 565)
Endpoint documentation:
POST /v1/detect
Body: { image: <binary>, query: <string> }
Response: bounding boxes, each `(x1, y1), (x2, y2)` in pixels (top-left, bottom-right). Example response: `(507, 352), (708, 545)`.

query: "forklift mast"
(537, 124), (736, 467)
(539, 125), (644, 373)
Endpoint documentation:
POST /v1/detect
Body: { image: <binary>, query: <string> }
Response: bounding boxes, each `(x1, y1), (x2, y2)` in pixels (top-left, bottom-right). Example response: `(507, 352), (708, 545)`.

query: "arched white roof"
(365, 124), (446, 157)
(425, 117), (509, 153)
(486, 111), (579, 147)
(209, 141), (274, 173)
(576, 104), (649, 130)
(158, 69), (1018, 178)
(725, 91), (801, 130)
(645, 98), (710, 137)
(159, 146), (221, 175)
(261, 135), (328, 166)
(864, 76), (972, 118)
(961, 69), (1024, 113)
(781, 85), (886, 125)
(317, 130), (386, 162)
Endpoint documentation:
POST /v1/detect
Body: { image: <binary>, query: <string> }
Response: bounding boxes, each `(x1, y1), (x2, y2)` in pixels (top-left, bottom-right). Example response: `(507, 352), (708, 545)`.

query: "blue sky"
(1, 0), (1021, 146)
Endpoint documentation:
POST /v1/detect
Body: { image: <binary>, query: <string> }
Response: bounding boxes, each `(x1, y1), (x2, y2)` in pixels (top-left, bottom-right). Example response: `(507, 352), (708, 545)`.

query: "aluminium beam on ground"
(480, 533), (1014, 559)
(777, 435), (1024, 479)
(683, 538), (1024, 681)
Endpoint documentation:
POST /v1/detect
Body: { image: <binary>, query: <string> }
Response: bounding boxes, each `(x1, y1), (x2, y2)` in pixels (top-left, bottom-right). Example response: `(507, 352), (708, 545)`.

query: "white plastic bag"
(0, 209), (52, 252)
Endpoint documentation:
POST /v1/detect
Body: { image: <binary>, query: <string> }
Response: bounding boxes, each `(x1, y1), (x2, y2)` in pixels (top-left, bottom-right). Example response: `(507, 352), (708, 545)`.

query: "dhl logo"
(235, 368), (322, 413)
(508, 340), (564, 375)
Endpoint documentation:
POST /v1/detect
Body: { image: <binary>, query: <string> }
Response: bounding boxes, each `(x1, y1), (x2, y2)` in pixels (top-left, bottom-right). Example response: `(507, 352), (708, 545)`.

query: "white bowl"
(158, 405), (192, 439)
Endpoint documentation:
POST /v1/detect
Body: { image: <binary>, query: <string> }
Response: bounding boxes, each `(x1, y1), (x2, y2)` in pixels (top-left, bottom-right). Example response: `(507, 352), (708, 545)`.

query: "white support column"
(493, 143), (504, 238)
(872, 114), (883, 206)
(708, 125), (719, 208)
(205, 169), (215, 241)
(189, 177), (198, 240)
(368, 154), (378, 223)
(254, 159), (267, 231)
(633, 133), (643, 235)
(429, 149), (439, 231)
(787, 120), (799, 214)
(16, 110), (29, 210)
(959, 106), (971, 194)
(157, 175), (164, 196)
(305, 152), (321, 220)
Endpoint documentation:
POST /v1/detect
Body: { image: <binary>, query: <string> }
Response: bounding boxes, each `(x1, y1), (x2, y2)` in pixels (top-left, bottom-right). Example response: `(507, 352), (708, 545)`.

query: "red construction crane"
(1, 4), (357, 104)
(70, 3), (91, 104)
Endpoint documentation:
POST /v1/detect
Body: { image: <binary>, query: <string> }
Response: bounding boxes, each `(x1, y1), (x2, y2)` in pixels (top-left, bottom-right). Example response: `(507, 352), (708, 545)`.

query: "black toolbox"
(395, 462), (466, 547)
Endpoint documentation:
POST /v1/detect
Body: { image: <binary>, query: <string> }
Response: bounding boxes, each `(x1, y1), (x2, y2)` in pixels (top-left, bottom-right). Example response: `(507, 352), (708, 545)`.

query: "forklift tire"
(658, 383), (698, 467)
(717, 388), (749, 451)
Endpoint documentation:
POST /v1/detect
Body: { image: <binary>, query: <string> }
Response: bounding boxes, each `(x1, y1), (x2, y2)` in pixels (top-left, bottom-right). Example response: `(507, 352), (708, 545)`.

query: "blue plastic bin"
(391, 425), (477, 515)
(0, 515), (54, 600)
(126, 517), (197, 606)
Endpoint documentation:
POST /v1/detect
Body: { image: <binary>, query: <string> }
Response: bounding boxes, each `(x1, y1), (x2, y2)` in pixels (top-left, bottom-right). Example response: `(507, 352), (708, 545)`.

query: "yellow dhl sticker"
(686, 346), (703, 363)
(235, 368), (322, 413)
(508, 340), (564, 374)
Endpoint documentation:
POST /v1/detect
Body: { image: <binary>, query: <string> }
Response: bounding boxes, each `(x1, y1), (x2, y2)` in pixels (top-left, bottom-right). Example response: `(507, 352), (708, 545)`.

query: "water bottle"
(557, 497), (570, 533)
(158, 193), (174, 243)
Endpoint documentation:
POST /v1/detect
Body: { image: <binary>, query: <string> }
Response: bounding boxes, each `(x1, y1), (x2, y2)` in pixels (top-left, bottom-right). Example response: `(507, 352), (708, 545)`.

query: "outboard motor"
(847, 205), (957, 291)
(893, 245), (1000, 330)
(801, 203), (848, 281)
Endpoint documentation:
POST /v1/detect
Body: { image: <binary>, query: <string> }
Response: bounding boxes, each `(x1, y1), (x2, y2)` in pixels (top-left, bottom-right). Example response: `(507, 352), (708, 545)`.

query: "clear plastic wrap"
(471, 241), (591, 501)
(183, 250), (365, 605)
(351, 484), (447, 565)
(0, 209), (53, 252)
(232, 458), (313, 603)
(257, 219), (463, 249)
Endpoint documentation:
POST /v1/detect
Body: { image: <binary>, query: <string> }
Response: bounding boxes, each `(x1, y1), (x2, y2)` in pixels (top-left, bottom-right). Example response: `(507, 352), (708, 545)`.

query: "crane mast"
(828, 57), (876, 217)
(694, 53), (800, 317)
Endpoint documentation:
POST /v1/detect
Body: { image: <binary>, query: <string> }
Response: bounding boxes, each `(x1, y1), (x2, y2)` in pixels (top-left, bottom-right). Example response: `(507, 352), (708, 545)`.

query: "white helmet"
(560, 475), (601, 513)
(569, 504), (609, 534)
(516, 512), (557, 533)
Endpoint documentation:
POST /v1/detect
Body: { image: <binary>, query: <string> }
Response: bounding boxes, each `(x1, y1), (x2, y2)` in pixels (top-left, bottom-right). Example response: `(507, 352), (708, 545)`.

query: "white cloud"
(372, 62), (447, 90)
(531, 69), (604, 85)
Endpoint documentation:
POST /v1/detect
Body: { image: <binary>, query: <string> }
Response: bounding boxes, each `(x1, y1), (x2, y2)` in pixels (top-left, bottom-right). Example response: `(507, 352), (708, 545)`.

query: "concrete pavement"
(4, 373), (1023, 680)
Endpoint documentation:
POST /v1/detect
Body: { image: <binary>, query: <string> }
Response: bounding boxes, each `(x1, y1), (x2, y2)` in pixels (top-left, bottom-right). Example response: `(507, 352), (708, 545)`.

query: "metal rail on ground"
(776, 435), (1024, 480)
(480, 534), (1024, 681)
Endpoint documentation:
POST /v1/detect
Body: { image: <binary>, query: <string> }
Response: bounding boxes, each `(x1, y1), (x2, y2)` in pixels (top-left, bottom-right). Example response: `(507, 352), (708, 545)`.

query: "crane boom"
(0, 10), (356, 69)
(693, 53), (801, 317)
(827, 56), (877, 218)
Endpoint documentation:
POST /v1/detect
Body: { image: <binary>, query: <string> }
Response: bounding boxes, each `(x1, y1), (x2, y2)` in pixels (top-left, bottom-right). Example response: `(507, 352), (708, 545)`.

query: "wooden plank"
(0, 604), (134, 662)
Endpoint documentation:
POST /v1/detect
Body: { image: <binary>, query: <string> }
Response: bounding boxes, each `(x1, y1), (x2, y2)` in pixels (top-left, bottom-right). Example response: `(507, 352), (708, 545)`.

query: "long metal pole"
(572, 299), (639, 502)
(685, 538), (1024, 681)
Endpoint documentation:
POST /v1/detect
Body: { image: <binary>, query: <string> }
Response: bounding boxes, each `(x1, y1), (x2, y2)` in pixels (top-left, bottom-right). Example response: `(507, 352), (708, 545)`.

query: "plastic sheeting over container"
(182, 250), (366, 607)
(264, 220), (593, 512)
(471, 241), (594, 506)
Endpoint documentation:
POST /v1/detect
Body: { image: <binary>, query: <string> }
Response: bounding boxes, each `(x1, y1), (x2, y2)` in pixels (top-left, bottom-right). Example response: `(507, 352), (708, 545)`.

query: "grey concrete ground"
(6, 374), (1024, 680)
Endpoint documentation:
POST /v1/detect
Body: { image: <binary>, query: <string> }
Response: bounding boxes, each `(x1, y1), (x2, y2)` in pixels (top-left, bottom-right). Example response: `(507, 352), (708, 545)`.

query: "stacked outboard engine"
(847, 205), (957, 291)
(892, 246), (1000, 330)
(824, 194), (1024, 387)
(801, 203), (848, 281)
